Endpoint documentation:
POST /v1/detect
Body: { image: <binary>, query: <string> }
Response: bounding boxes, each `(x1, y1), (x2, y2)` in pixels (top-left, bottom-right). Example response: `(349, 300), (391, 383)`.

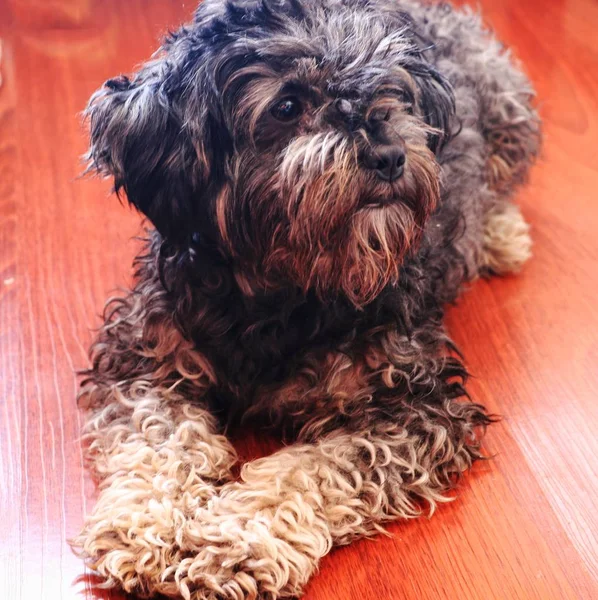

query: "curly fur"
(71, 0), (541, 598)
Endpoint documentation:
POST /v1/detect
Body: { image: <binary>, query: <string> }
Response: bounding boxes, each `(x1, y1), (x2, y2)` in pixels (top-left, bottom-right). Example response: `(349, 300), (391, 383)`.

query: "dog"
(72, 0), (541, 598)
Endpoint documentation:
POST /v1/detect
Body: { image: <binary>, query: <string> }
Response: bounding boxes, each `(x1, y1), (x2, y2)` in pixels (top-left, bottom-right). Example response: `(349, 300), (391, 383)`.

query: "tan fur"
(481, 202), (532, 274)
(73, 388), (237, 599)
(74, 415), (479, 600)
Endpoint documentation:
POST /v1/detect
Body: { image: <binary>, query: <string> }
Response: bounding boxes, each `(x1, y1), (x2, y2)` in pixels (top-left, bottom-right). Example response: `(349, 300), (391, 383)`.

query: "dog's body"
(74, 0), (540, 598)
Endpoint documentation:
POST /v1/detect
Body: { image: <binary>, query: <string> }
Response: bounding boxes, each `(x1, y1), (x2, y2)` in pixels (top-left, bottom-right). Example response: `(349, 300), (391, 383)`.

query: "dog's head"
(87, 0), (455, 307)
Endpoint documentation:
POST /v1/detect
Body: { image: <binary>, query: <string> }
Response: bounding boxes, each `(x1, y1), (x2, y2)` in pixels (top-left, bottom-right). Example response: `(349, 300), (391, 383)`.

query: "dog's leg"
(481, 84), (541, 194)
(72, 384), (237, 598)
(126, 328), (490, 600)
(438, 7), (540, 275)
(150, 399), (488, 600)
(72, 282), (237, 598)
(444, 43), (537, 276)
(474, 35), (541, 193)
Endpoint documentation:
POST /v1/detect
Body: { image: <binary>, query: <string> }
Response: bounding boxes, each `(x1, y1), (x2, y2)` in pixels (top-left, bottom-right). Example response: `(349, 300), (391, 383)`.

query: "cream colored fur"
(481, 203), (532, 274)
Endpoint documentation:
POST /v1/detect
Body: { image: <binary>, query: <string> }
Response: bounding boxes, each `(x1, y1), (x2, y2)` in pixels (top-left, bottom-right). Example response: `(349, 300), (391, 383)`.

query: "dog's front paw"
(76, 472), (329, 600)
(72, 468), (224, 599)
(163, 476), (330, 600)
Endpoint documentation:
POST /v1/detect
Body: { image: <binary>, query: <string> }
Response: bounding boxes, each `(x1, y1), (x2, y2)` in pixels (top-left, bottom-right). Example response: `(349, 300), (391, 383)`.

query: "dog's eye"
(271, 97), (303, 121)
(398, 91), (415, 114)
(369, 107), (392, 123)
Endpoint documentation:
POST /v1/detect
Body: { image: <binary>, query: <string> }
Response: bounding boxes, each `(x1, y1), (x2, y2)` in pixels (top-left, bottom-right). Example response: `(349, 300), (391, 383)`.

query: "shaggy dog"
(72, 0), (540, 598)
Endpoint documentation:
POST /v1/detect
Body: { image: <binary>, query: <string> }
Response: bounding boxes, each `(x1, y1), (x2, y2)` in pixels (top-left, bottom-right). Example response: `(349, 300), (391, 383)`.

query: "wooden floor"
(1, 0), (597, 598)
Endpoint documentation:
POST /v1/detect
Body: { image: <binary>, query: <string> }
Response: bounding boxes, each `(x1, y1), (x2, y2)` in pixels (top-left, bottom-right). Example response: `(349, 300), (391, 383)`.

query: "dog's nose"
(362, 145), (406, 182)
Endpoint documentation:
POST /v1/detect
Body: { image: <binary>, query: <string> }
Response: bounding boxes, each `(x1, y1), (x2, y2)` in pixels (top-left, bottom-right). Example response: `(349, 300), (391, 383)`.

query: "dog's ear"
(403, 54), (456, 154)
(414, 64), (456, 153)
(86, 49), (214, 243)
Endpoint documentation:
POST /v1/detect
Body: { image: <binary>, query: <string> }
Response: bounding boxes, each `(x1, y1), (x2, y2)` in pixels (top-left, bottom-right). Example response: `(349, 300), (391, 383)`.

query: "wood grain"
(0, 0), (596, 598)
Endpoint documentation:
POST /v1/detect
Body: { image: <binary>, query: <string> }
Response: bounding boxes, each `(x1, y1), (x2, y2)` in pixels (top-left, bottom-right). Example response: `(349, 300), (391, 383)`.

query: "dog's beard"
(259, 129), (440, 307)
(222, 125), (440, 307)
